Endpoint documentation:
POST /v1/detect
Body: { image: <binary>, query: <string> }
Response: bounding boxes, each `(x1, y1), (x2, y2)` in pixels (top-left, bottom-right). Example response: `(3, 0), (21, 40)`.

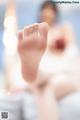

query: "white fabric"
(39, 44), (80, 83)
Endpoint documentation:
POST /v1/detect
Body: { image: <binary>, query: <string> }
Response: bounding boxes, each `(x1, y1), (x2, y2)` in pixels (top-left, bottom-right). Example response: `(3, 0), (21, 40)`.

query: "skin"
(18, 4), (80, 120)
(18, 21), (80, 120)
(40, 6), (56, 27)
(18, 22), (59, 120)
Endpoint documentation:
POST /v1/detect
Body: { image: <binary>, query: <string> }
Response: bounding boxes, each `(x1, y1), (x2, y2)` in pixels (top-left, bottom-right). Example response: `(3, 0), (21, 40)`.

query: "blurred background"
(0, 0), (80, 120)
(0, 0), (80, 95)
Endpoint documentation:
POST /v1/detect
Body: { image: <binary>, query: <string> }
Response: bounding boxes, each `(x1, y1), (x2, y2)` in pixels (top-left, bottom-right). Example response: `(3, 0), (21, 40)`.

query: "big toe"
(39, 22), (49, 40)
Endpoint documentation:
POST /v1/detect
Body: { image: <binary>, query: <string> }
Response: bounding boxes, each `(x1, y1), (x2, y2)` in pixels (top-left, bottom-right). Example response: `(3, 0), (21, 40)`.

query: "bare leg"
(18, 22), (58, 120)
(35, 83), (59, 120)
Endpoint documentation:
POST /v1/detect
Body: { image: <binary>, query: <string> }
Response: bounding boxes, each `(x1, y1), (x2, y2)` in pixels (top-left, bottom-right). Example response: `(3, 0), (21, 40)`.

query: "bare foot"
(18, 22), (48, 83)
(18, 23), (59, 120)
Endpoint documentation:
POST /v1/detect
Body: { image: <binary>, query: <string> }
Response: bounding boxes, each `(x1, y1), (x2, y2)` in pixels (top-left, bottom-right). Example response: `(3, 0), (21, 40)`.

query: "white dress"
(39, 44), (80, 84)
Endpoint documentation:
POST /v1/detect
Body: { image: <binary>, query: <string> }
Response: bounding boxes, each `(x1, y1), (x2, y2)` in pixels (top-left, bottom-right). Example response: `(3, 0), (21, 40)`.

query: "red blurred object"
(54, 38), (66, 51)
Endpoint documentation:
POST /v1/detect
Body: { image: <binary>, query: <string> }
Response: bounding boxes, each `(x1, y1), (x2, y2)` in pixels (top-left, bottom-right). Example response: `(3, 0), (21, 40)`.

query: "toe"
(23, 24), (40, 47)
(18, 31), (23, 41)
(38, 22), (49, 49)
(39, 22), (49, 39)
(24, 23), (39, 36)
(18, 31), (23, 51)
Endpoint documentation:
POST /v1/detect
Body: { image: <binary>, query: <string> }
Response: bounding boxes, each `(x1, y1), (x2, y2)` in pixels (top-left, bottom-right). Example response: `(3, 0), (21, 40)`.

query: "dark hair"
(40, 0), (58, 15)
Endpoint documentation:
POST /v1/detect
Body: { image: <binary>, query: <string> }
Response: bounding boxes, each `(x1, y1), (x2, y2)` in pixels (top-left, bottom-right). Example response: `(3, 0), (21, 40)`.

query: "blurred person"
(38, 0), (78, 57)
(17, 1), (80, 120)
(38, 1), (80, 98)
(38, 0), (58, 27)
(18, 23), (80, 120)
